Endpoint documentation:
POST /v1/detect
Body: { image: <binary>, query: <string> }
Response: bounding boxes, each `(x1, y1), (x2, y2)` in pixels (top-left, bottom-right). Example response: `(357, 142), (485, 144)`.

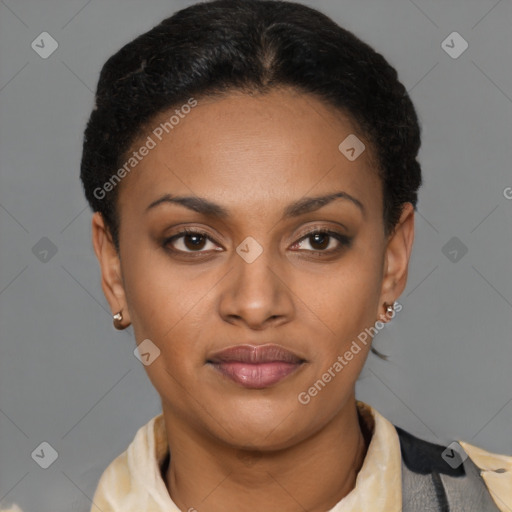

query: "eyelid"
(294, 223), (348, 239)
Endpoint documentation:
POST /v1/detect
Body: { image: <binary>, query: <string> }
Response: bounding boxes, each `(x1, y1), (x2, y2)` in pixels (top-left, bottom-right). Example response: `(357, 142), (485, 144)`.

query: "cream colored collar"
(3, 400), (510, 512)
(88, 401), (402, 512)
(83, 400), (512, 512)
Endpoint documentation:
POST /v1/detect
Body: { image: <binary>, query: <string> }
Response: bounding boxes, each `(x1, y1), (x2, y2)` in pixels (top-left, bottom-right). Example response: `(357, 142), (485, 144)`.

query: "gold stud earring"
(379, 301), (395, 323)
(113, 311), (125, 330)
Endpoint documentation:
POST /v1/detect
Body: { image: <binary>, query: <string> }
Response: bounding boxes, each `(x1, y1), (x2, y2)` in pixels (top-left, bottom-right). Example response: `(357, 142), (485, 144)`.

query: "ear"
(91, 212), (131, 327)
(379, 202), (415, 314)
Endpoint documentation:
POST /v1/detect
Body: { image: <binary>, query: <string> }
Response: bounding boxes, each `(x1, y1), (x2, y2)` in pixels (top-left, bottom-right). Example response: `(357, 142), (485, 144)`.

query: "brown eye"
(164, 229), (220, 253)
(182, 232), (207, 251)
(291, 229), (352, 254)
(308, 232), (330, 251)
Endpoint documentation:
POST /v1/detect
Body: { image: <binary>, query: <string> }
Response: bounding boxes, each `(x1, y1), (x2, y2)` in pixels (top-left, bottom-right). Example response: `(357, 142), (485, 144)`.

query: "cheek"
(295, 270), (380, 420)
(120, 247), (182, 348)
(121, 241), (181, 322)
(122, 257), (204, 403)
(297, 255), (383, 343)
(121, 246), (215, 371)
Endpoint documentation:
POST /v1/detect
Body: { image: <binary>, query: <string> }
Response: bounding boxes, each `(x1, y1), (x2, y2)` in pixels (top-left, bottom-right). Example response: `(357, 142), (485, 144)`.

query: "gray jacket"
(396, 426), (500, 511)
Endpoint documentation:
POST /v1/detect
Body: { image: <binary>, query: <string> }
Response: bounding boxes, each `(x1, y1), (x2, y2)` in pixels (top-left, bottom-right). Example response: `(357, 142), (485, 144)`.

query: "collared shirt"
(2, 402), (510, 512)
(86, 401), (510, 512)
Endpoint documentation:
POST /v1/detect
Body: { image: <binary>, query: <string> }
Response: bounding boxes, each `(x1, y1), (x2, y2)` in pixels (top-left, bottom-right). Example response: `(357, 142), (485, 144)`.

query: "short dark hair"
(80, 0), (422, 252)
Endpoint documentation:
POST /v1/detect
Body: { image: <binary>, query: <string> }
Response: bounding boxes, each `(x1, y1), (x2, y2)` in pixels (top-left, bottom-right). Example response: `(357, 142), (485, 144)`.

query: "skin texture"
(91, 88), (415, 512)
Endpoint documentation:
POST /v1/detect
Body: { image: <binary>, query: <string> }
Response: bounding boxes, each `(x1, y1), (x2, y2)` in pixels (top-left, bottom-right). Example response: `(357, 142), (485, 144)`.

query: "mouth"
(206, 344), (306, 389)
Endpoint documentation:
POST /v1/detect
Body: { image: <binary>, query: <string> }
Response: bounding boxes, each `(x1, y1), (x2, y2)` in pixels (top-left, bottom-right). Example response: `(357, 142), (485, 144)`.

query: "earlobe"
(91, 212), (132, 328)
(379, 202), (415, 306)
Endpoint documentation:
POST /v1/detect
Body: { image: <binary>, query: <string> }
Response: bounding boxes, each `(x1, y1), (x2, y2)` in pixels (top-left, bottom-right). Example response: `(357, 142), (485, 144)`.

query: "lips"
(207, 344), (306, 389)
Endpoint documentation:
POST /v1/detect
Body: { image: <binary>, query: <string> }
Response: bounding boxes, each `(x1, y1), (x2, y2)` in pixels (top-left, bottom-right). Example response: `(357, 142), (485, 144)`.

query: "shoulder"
(395, 425), (512, 512)
(395, 426), (464, 475)
(89, 413), (171, 511)
(459, 439), (512, 512)
(0, 506), (24, 512)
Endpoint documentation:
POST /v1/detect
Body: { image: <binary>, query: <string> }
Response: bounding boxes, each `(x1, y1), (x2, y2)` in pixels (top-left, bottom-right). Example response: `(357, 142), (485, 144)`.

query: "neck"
(162, 397), (370, 512)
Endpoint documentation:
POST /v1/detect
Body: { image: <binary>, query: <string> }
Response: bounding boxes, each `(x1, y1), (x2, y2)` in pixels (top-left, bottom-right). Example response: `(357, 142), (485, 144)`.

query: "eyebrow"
(145, 191), (366, 219)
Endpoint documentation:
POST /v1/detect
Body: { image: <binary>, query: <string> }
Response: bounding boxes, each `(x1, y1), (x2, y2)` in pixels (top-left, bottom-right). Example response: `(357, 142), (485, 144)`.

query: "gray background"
(1, 0), (511, 511)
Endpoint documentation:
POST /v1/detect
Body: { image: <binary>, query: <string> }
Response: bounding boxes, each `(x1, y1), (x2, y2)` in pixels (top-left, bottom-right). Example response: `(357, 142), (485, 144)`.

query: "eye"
(163, 227), (352, 257)
(163, 228), (221, 254)
(290, 228), (352, 255)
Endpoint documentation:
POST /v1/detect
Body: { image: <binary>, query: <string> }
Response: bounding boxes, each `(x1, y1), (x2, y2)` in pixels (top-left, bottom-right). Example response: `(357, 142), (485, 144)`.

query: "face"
(92, 88), (414, 450)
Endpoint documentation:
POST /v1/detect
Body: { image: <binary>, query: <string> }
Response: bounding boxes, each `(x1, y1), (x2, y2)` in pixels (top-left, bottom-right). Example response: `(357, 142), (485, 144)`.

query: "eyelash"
(163, 227), (352, 257)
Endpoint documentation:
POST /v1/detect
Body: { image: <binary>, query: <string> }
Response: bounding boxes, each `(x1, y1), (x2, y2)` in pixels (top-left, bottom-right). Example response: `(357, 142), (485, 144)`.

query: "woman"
(7, 1), (508, 511)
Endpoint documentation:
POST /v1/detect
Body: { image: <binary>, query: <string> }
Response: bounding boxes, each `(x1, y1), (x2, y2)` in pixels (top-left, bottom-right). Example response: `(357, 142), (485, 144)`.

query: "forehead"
(117, 89), (382, 221)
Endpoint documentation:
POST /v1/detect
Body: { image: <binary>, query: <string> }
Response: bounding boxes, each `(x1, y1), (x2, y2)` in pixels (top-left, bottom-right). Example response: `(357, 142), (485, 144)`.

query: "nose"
(218, 245), (295, 330)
